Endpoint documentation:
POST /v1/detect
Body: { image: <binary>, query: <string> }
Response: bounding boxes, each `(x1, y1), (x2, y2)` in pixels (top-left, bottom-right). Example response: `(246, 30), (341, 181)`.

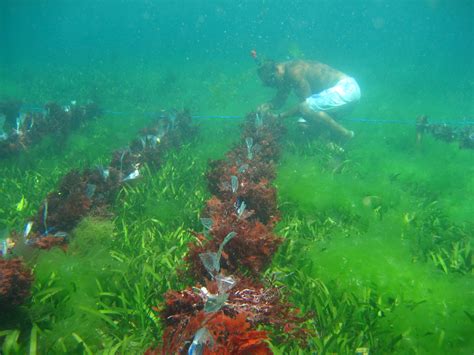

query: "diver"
(255, 56), (360, 139)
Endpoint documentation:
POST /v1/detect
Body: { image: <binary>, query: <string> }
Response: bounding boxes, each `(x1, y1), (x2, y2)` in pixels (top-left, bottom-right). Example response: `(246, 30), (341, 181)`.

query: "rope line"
(19, 105), (474, 126)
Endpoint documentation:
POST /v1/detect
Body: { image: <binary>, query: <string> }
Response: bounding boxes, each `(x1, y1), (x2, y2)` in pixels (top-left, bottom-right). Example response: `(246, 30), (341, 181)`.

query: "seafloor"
(0, 58), (473, 354)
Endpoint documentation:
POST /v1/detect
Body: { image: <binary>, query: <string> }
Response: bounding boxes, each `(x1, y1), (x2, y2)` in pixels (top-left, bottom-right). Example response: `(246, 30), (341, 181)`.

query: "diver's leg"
(300, 103), (353, 138)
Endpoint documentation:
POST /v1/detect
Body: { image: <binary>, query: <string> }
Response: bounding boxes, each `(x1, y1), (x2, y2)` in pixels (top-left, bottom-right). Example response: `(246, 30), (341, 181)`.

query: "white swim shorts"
(305, 77), (361, 113)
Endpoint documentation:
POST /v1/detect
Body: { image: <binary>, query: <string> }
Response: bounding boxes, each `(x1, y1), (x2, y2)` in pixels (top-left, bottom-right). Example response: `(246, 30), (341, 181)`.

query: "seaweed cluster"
(0, 110), (195, 312)
(187, 197), (281, 277)
(0, 257), (34, 310)
(0, 101), (101, 158)
(416, 115), (474, 149)
(148, 112), (315, 353)
(18, 110), (194, 250)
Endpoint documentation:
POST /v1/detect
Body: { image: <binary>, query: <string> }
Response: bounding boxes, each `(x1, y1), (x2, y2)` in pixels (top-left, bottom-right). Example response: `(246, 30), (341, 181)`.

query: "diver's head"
(257, 59), (280, 87)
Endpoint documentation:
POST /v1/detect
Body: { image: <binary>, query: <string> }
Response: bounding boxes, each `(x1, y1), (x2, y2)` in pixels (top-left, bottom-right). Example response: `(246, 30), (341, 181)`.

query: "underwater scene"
(0, 0), (473, 354)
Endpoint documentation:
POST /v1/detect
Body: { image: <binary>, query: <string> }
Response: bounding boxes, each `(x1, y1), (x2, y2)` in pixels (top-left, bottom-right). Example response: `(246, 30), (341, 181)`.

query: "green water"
(1, 0), (473, 353)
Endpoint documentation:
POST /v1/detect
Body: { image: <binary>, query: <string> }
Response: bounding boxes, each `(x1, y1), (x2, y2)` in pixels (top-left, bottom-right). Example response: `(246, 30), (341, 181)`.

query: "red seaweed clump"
(110, 110), (196, 175)
(30, 235), (67, 251)
(206, 160), (278, 224)
(20, 110), (196, 250)
(146, 311), (271, 355)
(160, 287), (205, 327)
(225, 279), (315, 342)
(82, 167), (122, 208)
(149, 276), (312, 353)
(31, 170), (93, 235)
(234, 177), (278, 225)
(0, 257), (34, 309)
(186, 197), (282, 278)
(25, 167), (122, 249)
(240, 113), (286, 161)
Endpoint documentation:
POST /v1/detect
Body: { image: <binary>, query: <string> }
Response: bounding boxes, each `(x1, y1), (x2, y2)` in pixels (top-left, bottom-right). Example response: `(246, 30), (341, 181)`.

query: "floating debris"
(85, 183), (97, 199)
(233, 196), (243, 211)
(188, 327), (214, 355)
(15, 113), (26, 135)
(199, 252), (220, 276)
(236, 200), (246, 218)
(53, 231), (68, 238)
(231, 175), (238, 193)
(42, 200), (49, 231)
(220, 231), (237, 252)
(1, 240), (7, 257)
(122, 169), (140, 182)
(245, 137), (254, 160)
(204, 293), (228, 313)
(119, 149), (129, 173)
(255, 112), (263, 128)
(200, 218), (213, 231)
(27, 116), (34, 131)
(238, 164), (249, 174)
(216, 274), (236, 294)
(0, 237), (15, 257)
(146, 134), (159, 149)
(0, 114), (8, 141)
(199, 231), (237, 277)
(98, 166), (110, 181)
(23, 221), (33, 239)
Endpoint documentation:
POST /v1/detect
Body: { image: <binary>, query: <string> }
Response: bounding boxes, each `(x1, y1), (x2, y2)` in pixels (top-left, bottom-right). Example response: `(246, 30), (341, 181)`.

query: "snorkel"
(250, 49), (262, 66)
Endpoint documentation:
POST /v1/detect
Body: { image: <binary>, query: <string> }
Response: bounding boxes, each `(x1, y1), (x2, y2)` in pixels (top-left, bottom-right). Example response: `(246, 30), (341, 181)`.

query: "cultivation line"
(0, 101), (101, 159)
(0, 110), (196, 311)
(416, 115), (474, 149)
(18, 102), (474, 127)
(146, 111), (314, 354)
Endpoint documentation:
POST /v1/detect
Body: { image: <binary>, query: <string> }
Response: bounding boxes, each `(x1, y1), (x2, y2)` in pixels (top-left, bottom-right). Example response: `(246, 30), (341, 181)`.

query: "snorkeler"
(255, 56), (360, 139)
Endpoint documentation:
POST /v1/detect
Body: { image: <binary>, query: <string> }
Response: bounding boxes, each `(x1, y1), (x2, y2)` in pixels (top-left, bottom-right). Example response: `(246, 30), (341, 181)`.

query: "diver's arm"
(276, 104), (301, 119)
(276, 79), (310, 119)
(268, 85), (291, 110)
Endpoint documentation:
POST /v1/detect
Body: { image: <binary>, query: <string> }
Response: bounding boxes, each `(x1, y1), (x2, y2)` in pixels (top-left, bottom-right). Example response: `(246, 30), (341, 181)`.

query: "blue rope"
(103, 110), (131, 116)
(343, 118), (414, 125)
(192, 115), (242, 119)
(20, 105), (474, 126)
(191, 115), (474, 126)
(341, 118), (474, 126)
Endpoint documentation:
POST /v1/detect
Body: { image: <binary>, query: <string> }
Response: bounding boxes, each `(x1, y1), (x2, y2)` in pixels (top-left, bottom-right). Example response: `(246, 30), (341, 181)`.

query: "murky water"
(1, 1), (473, 353)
